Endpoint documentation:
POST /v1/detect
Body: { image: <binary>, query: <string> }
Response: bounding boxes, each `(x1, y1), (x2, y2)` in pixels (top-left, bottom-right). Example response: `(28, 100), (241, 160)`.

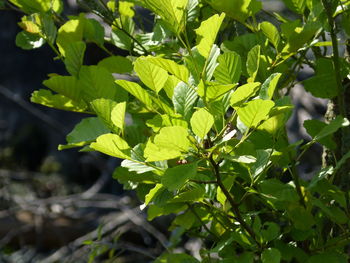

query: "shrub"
(4, 0), (350, 261)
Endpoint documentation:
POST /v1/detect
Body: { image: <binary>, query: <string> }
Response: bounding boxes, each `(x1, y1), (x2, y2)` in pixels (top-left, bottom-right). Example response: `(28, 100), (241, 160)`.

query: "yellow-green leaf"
(141, 0), (188, 34)
(90, 133), (131, 159)
(56, 19), (84, 56)
(230, 82), (260, 107)
(43, 75), (81, 102)
(154, 126), (190, 152)
(145, 56), (189, 83)
(198, 82), (236, 102)
(195, 13), (225, 59)
(116, 79), (154, 110)
(144, 140), (182, 162)
(111, 101), (126, 131)
(214, 52), (242, 84)
(246, 45), (260, 82)
(237, 99), (275, 128)
(134, 57), (168, 93)
(31, 89), (87, 113)
(190, 108), (214, 139)
(260, 22), (280, 50)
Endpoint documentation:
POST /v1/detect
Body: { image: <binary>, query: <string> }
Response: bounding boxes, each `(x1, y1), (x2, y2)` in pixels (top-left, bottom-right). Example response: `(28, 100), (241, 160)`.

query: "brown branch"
(209, 156), (260, 247)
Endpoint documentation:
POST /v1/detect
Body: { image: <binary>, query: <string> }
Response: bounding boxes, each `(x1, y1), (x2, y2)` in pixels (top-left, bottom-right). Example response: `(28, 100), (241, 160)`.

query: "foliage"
(4, 0), (350, 261)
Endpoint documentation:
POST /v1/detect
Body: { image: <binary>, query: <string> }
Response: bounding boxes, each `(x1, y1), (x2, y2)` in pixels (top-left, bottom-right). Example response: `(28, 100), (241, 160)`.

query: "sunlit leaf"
(246, 45), (261, 81)
(214, 51), (242, 84)
(90, 133), (131, 159)
(190, 108), (214, 139)
(30, 89), (87, 112)
(260, 22), (280, 50)
(230, 82), (260, 107)
(237, 99), (274, 128)
(195, 13), (225, 59)
(111, 101), (126, 131)
(134, 56), (168, 93)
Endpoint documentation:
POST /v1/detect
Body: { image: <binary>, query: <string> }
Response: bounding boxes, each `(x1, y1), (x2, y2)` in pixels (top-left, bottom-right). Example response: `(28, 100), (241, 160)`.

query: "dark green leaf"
(261, 248), (281, 263)
(16, 31), (45, 50)
(161, 162), (198, 191)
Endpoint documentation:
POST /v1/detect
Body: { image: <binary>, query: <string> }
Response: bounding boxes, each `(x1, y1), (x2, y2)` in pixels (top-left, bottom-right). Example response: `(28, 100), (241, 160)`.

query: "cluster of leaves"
(4, 0), (350, 262)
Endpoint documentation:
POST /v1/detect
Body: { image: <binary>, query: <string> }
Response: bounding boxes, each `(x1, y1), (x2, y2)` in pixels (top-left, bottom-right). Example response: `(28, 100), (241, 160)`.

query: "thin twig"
(208, 155), (260, 247)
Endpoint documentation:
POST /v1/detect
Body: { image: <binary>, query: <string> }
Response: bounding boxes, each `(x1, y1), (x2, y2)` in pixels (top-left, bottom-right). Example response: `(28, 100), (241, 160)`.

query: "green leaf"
(261, 248), (281, 263)
(237, 99), (275, 128)
(288, 205), (315, 230)
(195, 13), (225, 59)
(214, 52), (242, 84)
(163, 76), (180, 99)
(230, 82), (260, 107)
(116, 79), (154, 110)
(144, 140), (182, 162)
(205, 45), (221, 81)
(43, 75), (81, 101)
(154, 126), (190, 152)
(90, 133), (131, 159)
(97, 56), (133, 74)
(16, 31), (45, 50)
(56, 18), (84, 56)
(145, 56), (189, 83)
(282, 0), (306, 14)
(261, 222), (280, 242)
(141, 0), (188, 34)
(246, 45), (260, 81)
(303, 58), (338, 99)
(190, 108), (214, 139)
(281, 20), (320, 54)
(260, 22), (280, 50)
(154, 253), (199, 263)
(78, 66), (120, 102)
(147, 203), (186, 220)
(222, 33), (265, 72)
(251, 149), (272, 179)
(38, 14), (57, 44)
(312, 116), (350, 142)
(172, 82), (198, 120)
(171, 185), (205, 202)
(111, 28), (132, 51)
(162, 162), (198, 191)
(216, 176), (235, 206)
(146, 114), (188, 132)
(121, 144), (157, 174)
(30, 89), (87, 112)
(134, 56), (169, 93)
(83, 17), (105, 46)
(59, 117), (110, 150)
(306, 252), (347, 263)
(9, 0), (62, 13)
(205, 0), (261, 23)
(111, 102), (126, 131)
(145, 184), (166, 205)
(304, 120), (336, 149)
(64, 41), (86, 77)
(198, 82), (236, 102)
(144, 126), (190, 162)
(258, 179), (299, 202)
(259, 73), (282, 100)
(90, 98), (118, 131)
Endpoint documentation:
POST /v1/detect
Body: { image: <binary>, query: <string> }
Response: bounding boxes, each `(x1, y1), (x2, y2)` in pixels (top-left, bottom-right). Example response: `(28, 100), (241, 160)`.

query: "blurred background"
(0, 0), (327, 262)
